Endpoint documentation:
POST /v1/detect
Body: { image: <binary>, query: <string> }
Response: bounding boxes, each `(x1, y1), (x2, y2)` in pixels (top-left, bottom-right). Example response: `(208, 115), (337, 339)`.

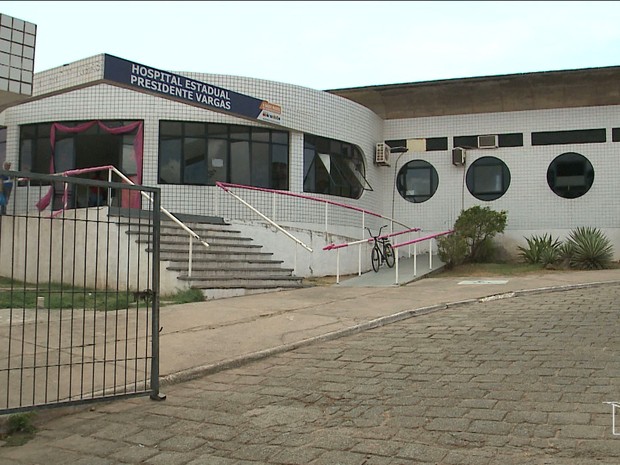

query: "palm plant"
(564, 226), (613, 270)
(518, 234), (561, 265)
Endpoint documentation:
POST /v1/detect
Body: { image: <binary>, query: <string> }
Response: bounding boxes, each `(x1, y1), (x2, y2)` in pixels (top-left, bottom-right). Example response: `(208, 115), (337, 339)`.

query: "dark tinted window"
(498, 133), (523, 147)
(532, 129), (606, 146)
(303, 134), (368, 199)
(397, 160), (439, 203)
(426, 137), (448, 151)
(158, 121), (289, 189)
(453, 135), (478, 149)
(546, 152), (594, 199)
(466, 156), (511, 201)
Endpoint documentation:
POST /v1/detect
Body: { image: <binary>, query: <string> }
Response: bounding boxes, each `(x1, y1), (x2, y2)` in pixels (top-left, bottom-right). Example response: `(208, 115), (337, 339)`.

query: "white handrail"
(45, 165), (209, 278)
(219, 185), (313, 253)
(106, 167), (210, 278)
(391, 230), (453, 284)
(324, 227), (422, 283)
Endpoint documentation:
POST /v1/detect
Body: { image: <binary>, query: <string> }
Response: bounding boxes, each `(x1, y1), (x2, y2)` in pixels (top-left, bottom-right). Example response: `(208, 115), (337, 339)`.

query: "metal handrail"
(217, 183), (312, 253)
(216, 181), (412, 232)
(392, 230), (454, 284)
(322, 227), (422, 283)
(43, 165), (210, 278)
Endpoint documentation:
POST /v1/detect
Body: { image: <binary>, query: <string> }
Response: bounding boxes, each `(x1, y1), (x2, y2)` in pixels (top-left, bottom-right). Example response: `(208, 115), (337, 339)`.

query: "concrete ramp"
(337, 253), (444, 287)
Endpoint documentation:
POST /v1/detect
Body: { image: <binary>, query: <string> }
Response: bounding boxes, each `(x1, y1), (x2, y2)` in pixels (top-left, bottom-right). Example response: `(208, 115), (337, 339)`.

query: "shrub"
(518, 234), (562, 265)
(6, 412), (36, 435)
(564, 226), (613, 270)
(437, 233), (468, 269)
(451, 206), (508, 263)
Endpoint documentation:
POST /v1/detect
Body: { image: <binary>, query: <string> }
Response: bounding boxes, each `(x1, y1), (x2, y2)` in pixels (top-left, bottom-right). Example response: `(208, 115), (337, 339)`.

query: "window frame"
(466, 156), (511, 201)
(396, 159), (439, 204)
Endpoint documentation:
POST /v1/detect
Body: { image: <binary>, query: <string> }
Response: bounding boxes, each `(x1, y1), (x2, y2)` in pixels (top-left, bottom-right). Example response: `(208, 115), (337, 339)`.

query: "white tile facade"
(3, 54), (620, 256)
(0, 13), (36, 95)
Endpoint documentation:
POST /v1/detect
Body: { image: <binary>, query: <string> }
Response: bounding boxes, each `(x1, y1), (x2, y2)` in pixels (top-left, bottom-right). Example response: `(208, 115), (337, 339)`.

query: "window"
(19, 123), (52, 173)
(546, 152), (594, 199)
(426, 137), (448, 151)
(158, 121), (289, 189)
(466, 156), (511, 201)
(532, 129), (606, 146)
(386, 138), (448, 152)
(397, 160), (439, 203)
(454, 133), (524, 148)
(19, 121), (139, 177)
(303, 134), (369, 199)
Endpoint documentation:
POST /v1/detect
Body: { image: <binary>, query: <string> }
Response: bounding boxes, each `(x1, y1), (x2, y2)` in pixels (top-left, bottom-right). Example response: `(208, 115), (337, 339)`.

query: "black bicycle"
(365, 225), (395, 272)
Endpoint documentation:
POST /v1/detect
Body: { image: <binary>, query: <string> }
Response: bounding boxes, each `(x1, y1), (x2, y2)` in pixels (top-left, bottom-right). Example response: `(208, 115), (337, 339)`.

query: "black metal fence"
(0, 169), (162, 414)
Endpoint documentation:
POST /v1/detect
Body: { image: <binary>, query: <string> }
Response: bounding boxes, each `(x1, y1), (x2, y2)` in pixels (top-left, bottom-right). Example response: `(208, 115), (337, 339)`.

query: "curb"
(159, 279), (620, 387)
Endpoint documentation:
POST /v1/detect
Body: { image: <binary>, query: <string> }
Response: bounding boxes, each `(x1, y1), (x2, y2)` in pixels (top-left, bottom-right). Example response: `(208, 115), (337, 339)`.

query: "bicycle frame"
(365, 226), (395, 272)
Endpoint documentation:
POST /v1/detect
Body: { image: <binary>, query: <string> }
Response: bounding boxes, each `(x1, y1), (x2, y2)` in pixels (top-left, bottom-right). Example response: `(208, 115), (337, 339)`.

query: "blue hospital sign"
(103, 54), (282, 125)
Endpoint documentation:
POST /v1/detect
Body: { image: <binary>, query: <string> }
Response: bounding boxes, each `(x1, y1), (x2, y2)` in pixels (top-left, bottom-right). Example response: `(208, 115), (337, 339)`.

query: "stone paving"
(2, 284), (620, 464)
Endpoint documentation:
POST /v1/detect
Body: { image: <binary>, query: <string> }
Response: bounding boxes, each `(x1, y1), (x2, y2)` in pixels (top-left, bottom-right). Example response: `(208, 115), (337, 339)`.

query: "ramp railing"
(324, 229), (454, 284)
(215, 182), (415, 275)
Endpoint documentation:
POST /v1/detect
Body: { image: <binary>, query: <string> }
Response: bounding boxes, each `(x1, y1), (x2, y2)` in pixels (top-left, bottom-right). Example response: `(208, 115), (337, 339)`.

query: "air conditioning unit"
(478, 134), (499, 149)
(452, 147), (466, 166)
(375, 142), (391, 166)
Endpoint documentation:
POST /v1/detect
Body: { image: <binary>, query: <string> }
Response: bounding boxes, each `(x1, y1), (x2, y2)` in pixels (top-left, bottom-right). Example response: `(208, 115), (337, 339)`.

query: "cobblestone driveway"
(2, 285), (620, 464)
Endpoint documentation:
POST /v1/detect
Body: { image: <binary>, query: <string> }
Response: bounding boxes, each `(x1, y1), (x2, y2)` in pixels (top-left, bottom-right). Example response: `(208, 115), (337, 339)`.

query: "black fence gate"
(0, 169), (162, 414)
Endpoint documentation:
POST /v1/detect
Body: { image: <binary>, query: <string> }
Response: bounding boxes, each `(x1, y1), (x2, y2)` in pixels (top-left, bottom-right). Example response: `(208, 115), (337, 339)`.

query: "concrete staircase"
(114, 211), (305, 300)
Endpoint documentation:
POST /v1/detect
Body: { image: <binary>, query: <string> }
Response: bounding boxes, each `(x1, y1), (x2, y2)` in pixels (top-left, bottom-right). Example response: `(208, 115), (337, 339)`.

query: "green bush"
(440, 206), (507, 264)
(564, 226), (613, 270)
(518, 234), (562, 265)
(6, 412), (36, 435)
(437, 234), (468, 269)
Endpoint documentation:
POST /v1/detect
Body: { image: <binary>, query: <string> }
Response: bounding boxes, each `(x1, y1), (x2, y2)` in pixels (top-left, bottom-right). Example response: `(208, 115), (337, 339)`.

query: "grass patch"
(0, 277), (205, 310)
(165, 288), (204, 305)
(1, 412), (37, 447)
(0, 284), (133, 311)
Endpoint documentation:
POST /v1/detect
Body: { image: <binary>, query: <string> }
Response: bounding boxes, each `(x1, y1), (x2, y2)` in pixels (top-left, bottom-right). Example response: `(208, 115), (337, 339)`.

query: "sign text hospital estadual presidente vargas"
(103, 54), (282, 125)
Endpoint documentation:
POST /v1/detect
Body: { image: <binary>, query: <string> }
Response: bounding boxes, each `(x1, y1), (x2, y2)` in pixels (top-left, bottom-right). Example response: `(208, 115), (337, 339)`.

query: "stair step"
(128, 231), (253, 243)
(170, 268), (294, 277)
(167, 264), (292, 272)
(115, 212), (301, 300)
(180, 276), (304, 288)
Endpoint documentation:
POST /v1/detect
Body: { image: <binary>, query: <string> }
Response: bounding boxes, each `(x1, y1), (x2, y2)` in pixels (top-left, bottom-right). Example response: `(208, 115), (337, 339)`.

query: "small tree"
(441, 206), (508, 264)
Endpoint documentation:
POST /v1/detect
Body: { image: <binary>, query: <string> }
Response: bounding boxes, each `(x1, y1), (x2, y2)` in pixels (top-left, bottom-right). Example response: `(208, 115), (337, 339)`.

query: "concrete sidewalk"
(158, 267), (620, 387)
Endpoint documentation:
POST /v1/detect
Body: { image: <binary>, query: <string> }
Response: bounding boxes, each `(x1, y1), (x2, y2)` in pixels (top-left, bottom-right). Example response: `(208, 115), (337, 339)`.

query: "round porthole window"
(465, 156), (511, 201)
(546, 152), (594, 199)
(396, 160), (439, 203)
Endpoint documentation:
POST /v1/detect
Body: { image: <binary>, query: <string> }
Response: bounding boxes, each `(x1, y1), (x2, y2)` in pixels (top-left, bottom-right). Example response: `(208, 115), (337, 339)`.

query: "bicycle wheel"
(371, 246), (381, 272)
(384, 243), (395, 268)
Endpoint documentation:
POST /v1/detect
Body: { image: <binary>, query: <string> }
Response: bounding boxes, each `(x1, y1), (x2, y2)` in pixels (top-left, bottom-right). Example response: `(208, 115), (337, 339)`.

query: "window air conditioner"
(452, 147), (466, 166)
(478, 134), (499, 149)
(375, 142), (391, 166)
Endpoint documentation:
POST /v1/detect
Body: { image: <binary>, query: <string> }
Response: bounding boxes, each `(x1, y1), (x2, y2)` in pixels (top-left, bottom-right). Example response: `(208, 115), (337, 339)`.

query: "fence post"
(394, 250), (399, 285)
(414, 242), (417, 276)
(429, 238), (433, 269)
(150, 187), (166, 401)
(336, 249), (341, 284)
(324, 202), (328, 233)
(359, 212), (365, 275)
(188, 235), (193, 277)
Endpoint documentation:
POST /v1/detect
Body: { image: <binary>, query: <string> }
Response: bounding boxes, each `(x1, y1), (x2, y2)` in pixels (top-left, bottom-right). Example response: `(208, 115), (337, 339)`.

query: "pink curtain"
(37, 120), (144, 211)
